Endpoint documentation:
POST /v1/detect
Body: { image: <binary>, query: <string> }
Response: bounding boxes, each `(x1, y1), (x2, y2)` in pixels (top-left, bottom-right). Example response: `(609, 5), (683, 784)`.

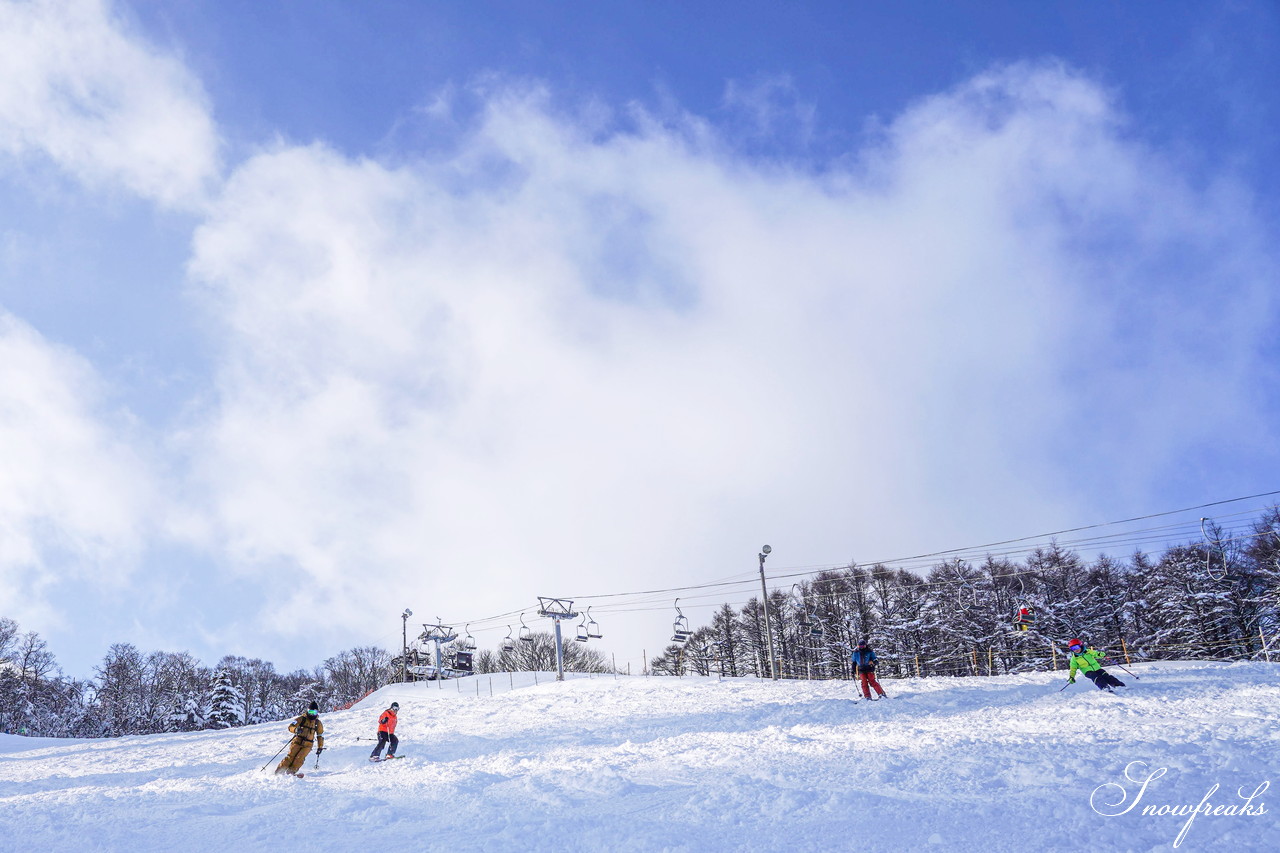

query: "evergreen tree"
(207, 667), (245, 729)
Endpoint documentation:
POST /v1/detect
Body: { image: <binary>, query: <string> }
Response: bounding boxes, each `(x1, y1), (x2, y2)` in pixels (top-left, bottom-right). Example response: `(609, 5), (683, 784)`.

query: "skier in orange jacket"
(369, 701), (399, 761)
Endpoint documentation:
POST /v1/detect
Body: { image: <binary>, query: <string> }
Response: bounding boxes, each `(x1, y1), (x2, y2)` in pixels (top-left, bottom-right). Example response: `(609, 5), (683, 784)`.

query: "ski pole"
(1108, 659), (1140, 680)
(1057, 680), (1072, 692)
(261, 738), (292, 772)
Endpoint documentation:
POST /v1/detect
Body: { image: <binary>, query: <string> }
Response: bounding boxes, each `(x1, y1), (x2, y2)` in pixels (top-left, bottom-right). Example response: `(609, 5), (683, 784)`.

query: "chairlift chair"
(1200, 517), (1229, 582)
(518, 613), (534, 642)
(501, 626), (516, 653)
(804, 604), (824, 638)
(462, 624), (478, 651)
(586, 606), (602, 639)
(791, 585), (807, 619)
(671, 598), (692, 643)
(575, 614), (590, 643)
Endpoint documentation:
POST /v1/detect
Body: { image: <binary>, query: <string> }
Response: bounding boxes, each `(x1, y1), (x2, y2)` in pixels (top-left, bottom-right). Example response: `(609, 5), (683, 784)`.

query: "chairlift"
(575, 613), (590, 643)
(791, 585), (807, 618)
(518, 613), (534, 642)
(462, 623), (477, 651)
(501, 625), (515, 653)
(671, 598), (692, 643)
(1200, 517), (1229, 582)
(586, 606), (602, 639)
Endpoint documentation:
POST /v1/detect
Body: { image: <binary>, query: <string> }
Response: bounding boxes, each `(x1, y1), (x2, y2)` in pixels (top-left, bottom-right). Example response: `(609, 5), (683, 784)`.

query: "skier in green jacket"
(1066, 639), (1125, 690)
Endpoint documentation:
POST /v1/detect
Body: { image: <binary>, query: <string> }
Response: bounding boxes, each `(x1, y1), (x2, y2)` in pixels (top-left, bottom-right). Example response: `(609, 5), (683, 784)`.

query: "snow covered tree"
(286, 675), (328, 715)
(207, 667), (245, 729)
(92, 643), (147, 737)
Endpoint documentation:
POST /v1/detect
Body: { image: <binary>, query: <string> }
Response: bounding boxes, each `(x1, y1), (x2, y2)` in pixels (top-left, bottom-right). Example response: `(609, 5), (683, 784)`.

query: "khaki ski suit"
(275, 711), (325, 775)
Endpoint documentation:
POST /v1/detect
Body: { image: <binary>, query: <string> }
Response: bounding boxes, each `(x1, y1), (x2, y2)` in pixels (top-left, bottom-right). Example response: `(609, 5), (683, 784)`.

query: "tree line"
(7, 509), (1276, 736)
(1, 624), (611, 739)
(0, 626), (392, 738)
(649, 509), (1280, 679)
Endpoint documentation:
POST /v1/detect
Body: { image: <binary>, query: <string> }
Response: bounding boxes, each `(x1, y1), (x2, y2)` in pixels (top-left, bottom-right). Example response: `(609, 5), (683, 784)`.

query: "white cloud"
(0, 311), (156, 622)
(722, 73), (817, 144)
(0, 0), (219, 208)
(0, 2), (1270, 674)
(183, 65), (1277, 657)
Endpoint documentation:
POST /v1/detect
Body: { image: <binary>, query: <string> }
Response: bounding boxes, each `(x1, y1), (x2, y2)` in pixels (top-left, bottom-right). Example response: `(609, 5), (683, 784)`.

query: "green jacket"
(1068, 648), (1107, 678)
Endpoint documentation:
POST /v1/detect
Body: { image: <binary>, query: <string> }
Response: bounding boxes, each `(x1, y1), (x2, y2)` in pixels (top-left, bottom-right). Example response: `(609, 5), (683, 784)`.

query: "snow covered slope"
(1, 662), (1276, 852)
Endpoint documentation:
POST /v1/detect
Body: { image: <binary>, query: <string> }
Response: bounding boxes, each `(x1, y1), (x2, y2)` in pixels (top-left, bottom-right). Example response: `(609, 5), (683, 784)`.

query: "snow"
(1, 662), (1276, 852)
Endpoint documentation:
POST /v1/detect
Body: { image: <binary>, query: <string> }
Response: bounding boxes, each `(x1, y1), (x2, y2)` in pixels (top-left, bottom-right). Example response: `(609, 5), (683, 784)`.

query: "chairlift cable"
(422, 489), (1280, 644)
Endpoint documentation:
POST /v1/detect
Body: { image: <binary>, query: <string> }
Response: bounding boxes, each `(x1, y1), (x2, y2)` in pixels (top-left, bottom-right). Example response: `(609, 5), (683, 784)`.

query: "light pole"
(759, 545), (778, 680)
(401, 609), (413, 683)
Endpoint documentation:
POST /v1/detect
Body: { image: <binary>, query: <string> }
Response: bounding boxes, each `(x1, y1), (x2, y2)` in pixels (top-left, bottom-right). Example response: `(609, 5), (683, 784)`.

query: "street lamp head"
(761, 544), (772, 555)
(402, 608), (413, 619)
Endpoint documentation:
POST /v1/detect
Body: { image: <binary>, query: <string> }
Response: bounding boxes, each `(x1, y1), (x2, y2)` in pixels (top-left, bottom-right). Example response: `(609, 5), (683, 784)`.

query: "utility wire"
(420, 489), (1280, 640)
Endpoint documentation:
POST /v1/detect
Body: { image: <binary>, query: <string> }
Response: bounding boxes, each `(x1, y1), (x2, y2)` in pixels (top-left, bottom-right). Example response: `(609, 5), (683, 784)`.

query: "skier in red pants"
(369, 701), (399, 761)
(851, 639), (886, 699)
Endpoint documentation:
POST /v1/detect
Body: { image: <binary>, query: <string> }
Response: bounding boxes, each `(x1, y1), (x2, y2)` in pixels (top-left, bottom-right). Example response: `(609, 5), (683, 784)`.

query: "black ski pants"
(370, 730), (398, 759)
(1084, 669), (1124, 689)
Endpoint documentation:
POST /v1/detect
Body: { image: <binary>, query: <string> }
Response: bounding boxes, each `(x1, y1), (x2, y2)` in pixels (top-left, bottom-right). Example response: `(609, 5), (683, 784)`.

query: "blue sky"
(1, 0), (1278, 677)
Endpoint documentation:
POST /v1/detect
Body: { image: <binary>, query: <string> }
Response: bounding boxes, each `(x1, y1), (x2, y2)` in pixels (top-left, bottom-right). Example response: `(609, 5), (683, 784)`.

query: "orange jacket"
(378, 708), (397, 734)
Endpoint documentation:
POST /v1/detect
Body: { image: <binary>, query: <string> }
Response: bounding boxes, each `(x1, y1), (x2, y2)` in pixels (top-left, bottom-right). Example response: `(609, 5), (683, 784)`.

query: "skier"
(1013, 606), (1034, 631)
(851, 639), (886, 699)
(369, 701), (399, 761)
(1066, 639), (1125, 691)
(275, 700), (325, 776)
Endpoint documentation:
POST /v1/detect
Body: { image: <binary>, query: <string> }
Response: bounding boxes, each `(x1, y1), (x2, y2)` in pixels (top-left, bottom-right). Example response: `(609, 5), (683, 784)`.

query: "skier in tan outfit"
(275, 700), (325, 776)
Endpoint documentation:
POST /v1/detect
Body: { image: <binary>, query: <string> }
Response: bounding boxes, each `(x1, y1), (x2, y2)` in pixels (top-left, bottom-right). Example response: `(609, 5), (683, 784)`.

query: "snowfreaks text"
(1090, 760), (1269, 848)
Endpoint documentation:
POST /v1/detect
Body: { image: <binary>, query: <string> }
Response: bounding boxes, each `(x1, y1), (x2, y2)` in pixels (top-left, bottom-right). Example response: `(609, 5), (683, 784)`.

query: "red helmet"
(1067, 638), (1083, 651)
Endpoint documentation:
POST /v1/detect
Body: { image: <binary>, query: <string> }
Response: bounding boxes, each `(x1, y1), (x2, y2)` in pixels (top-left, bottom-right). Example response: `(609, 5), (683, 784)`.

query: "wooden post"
(988, 647), (994, 676)
(1051, 645), (1058, 670)
(1262, 628), (1272, 663)
(971, 648), (979, 676)
(915, 654), (921, 678)
(1121, 637), (1132, 666)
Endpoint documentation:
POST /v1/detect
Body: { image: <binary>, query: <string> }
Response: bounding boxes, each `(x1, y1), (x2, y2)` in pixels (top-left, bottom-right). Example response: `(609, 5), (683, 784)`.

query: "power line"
(422, 489), (1280, 640)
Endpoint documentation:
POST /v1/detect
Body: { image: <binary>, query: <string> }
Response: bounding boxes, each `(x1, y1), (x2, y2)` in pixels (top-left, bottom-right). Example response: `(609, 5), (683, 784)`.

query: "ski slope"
(1, 662), (1276, 852)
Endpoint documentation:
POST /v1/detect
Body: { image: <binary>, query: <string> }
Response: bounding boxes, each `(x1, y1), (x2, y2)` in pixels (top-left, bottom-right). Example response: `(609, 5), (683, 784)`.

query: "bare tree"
(324, 646), (392, 705)
(496, 632), (609, 673)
